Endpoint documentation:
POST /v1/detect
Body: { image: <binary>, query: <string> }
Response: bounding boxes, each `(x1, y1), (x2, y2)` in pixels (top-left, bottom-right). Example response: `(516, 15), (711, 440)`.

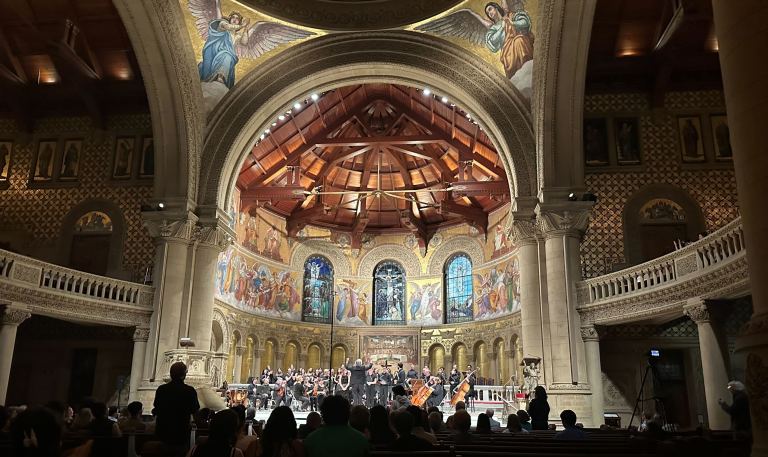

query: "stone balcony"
(0, 249), (153, 327)
(577, 217), (749, 326)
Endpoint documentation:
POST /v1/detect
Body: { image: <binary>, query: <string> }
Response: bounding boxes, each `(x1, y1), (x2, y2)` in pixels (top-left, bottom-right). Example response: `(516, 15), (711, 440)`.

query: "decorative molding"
(580, 325), (601, 342)
(683, 302), (710, 324)
(676, 253), (698, 277)
(133, 326), (151, 342)
(1, 307), (31, 326)
(536, 206), (592, 238)
(194, 224), (232, 250)
(357, 243), (422, 277)
(427, 235), (485, 275)
(289, 239), (352, 277)
(510, 218), (539, 245)
(12, 264), (40, 285)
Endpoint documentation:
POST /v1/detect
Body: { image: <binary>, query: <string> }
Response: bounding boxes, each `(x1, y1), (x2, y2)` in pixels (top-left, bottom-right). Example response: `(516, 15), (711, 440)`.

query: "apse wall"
(214, 197), (520, 328)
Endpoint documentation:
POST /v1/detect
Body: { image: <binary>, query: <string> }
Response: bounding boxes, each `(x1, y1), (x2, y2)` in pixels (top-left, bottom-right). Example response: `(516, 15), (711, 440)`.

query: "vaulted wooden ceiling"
(587, 0), (722, 101)
(0, 0), (147, 129)
(237, 84), (510, 248)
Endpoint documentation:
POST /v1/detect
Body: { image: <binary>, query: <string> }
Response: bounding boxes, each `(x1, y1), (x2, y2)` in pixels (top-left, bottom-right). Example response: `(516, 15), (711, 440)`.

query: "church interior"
(0, 0), (766, 456)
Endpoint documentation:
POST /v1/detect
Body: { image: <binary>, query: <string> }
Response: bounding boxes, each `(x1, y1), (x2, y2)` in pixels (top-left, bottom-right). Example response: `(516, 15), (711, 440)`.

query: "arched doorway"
(264, 339), (277, 372)
(474, 341), (488, 380)
(452, 342), (468, 372)
(226, 331), (241, 382)
(285, 341), (299, 371)
(494, 338), (507, 384)
(242, 335), (257, 380)
(331, 344), (347, 370)
(428, 344), (446, 375)
(307, 343), (323, 370)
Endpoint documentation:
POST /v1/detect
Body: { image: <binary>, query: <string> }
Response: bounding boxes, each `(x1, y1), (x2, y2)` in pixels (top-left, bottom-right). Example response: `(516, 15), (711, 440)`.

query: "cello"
(450, 370), (476, 406)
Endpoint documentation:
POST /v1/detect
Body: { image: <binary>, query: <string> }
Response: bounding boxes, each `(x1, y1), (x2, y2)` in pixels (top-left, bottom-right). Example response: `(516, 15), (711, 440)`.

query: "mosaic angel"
(416, 1), (533, 79)
(188, 0), (314, 88)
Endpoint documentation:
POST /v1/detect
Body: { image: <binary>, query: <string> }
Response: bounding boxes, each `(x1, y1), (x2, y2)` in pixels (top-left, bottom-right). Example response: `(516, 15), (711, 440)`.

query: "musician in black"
(345, 357), (373, 406)
(378, 366), (392, 406)
(465, 364), (478, 410)
(406, 364), (418, 383)
(273, 379), (288, 408)
(396, 363), (406, 388)
(437, 366), (447, 386)
(292, 375), (310, 411)
(428, 377), (445, 408)
(256, 378), (271, 410)
(365, 367), (378, 408)
(448, 365), (461, 397)
(337, 368), (351, 401)
(247, 376), (259, 405)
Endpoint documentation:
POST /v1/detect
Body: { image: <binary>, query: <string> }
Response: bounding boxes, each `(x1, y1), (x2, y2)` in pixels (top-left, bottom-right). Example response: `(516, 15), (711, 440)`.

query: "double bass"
(450, 370), (476, 406)
(410, 378), (434, 407)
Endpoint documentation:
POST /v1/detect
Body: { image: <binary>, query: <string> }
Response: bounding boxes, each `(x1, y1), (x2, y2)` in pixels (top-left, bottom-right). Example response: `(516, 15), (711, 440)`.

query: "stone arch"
(427, 236), (485, 275)
(58, 198), (127, 278)
(212, 309), (230, 351)
(623, 184), (706, 265)
(358, 244), (421, 277)
(112, 0), (203, 205)
(198, 31), (535, 216)
(307, 342), (324, 369)
(331, 343), (349, 368)
(211, 320), (225, 352)
(290, 239), (351, 276)
(427, 342), (446, 374)
(451, 342), (469, 370)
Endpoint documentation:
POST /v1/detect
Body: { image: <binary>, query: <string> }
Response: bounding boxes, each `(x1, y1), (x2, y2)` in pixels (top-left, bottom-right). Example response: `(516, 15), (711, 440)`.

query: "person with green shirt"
(304, 395), (369, 457)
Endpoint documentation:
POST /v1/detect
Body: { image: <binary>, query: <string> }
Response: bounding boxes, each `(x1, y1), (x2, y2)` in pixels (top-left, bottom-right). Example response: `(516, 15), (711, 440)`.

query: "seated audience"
(455, 401), (466, 411)
(194, 408), (212, 430)
(555, 410), (588, 441)
(451, 410), (473, 443)
(390, 386), (410, 409)
(391, 410), (433, 451)
(304, 395), (369, 457)
(349, 405), (370, 437)
(231, 405), (260, 457)
(528, 386), (550, 430)
(368, 404), (396, 446)
(406, 405), (437, 445)
(298, 411), (322, 439)
(71, 408), (93, 432)
(187, 409), (244, 457)
(9, 407), (62, 457)
(475, 413), (493, 434)
(154, 362), (200, 450)
(486, 409), (501, 430)
(427, 411), (443, 434)
(517, 410), (532, 431)
(261, 406), (303, 457)
(503, 413), (528, 434)
(118, 401), (146, 433)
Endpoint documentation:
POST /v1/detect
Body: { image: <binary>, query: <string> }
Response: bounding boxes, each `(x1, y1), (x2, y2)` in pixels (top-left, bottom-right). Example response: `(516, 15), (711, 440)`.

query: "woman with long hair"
(188, 409), (243, 457)
(527, 385), (550, 430)
(368, 405), (396, 446)
(475, 413), (493, 434)
(260, 406), (304, 457)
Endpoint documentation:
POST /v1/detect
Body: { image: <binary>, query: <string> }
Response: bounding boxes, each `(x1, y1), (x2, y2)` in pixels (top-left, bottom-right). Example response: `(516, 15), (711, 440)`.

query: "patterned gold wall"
(581, 90), (739, 277)
(0, 116), (154, 279)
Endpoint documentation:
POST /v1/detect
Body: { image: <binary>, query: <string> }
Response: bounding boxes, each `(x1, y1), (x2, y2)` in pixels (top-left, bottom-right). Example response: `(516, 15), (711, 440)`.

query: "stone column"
(684, 301), (731, 430)
(537, 203), (592, 385)
(141, 214), (196, 381)
(582, 325), (604, 427)
(487, 350), (499, 384)
(0, 307), (30, 404)
(712, 2), (768, 454)
(129, 327), (150, 401)
(254, 349), (264, 378)
(511, 214), (546, 366)
(505, 349), (517, 385)
(276, 351), (285, 372)
(233, 346), (245, 384)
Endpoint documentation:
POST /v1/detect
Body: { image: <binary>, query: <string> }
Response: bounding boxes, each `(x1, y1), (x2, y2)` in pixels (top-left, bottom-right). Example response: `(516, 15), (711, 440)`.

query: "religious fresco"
(373, 260), (407, 325)
(215, 246), (301, 320)
(301, 255), (334, 324)
(75, 211), (113, 233)
(411, 0), (538, 100)
(361, 335), (418, 366)
(407, 279), (443, 326)
(333, 279), (370, 326)
(233, 204), (289, 262)
(473, 255), (520, 321)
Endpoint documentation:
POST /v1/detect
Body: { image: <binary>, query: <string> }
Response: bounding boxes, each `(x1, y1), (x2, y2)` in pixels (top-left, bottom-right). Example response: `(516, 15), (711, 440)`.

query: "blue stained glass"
(445, 254), (473, 323)
(302, 255), (334, 323)
(373, 260), (406, 325)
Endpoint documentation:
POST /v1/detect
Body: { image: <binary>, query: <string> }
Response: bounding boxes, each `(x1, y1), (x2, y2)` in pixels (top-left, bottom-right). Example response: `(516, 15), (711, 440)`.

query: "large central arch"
(197, 31), (536, 214)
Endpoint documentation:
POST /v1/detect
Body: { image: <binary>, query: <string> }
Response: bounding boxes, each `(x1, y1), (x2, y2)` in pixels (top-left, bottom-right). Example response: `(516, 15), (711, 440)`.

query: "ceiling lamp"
(422, 88), (431, 96)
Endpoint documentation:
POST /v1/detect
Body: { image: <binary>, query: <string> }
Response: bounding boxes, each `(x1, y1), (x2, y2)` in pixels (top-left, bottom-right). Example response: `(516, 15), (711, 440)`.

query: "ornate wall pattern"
(581, 91), (739, 278)
(0, 116), (154, 280)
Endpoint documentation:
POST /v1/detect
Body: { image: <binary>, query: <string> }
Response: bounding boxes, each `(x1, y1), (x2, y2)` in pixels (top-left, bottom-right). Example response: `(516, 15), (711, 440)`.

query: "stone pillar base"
(545, 385), (596, 428)
(162, 349), (215, 386)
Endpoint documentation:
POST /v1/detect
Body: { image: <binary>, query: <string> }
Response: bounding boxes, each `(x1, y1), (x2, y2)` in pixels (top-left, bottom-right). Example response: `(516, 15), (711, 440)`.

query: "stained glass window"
(302, 255), (334, 323)
(373, 260), (406, 326)
(445, 253), (473, 323)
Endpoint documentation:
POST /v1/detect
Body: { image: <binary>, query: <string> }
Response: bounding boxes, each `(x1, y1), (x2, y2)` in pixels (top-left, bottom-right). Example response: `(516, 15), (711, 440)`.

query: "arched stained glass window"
(302, 255), (333, 323)
(445, 253), (473, 323)
(373, 260), (406, 326)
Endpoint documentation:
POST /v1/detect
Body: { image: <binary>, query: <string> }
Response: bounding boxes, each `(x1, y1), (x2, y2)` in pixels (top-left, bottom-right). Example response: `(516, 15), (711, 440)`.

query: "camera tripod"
(628, 360), (667, 429)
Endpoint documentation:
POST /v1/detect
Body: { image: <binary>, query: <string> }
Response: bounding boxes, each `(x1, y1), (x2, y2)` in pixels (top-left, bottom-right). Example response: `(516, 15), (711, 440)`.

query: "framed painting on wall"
(710, 115), (733, 161)
(113, 137), (135, 179)
(614, 118), (641, 165)
(0, 141), (11, 181)
(678, 116), (706, 163)
(139, 137), (154, 177)
(59, 139), (82, 180)
(584, 118), (609, 166)
(32, 140), (57, 181)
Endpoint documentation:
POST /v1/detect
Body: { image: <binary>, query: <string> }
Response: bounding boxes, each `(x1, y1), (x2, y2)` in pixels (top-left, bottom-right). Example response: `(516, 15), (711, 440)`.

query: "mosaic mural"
(473, 256), (520, 321)
(407, 279), (443, 326)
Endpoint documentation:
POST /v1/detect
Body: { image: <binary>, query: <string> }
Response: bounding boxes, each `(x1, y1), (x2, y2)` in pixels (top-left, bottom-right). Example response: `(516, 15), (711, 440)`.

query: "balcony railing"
(578, 217), (746, 306)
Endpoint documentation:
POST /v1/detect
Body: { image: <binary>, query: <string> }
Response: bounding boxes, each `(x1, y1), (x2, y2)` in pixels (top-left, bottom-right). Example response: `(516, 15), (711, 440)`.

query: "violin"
(277, 383), (286, 397)
(450, 370), (476, 406)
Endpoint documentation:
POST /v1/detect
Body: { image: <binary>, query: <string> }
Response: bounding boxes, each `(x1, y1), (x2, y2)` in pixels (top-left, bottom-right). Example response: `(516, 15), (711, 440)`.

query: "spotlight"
(294, 102), (301, 110)
(568, 192), (577, 201)
(259, 134), (265, 140)
(441, 96), (448, 103)
(271, 122), (277, 127)
(310, 93), (319, 101)
(423, 88), (431, 96)
(264, 128), (270, 134)
(278, 115), (285, 121)
(157, 202), (165, 209)
(466, 113), (471, 119)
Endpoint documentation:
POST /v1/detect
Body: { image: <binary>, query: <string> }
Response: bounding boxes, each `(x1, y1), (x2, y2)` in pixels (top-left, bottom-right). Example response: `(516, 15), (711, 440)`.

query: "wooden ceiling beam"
(0, 29), (27, 84)
(439, 200), (488, 235)
(314, 134), (442, 148)
(286, 204), (330, 237)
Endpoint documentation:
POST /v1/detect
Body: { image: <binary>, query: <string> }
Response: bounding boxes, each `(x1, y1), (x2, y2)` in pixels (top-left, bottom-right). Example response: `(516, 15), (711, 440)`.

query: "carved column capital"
(684, 302), (712, 324)
(194, 223), (233, 251)
(510, 217), (539, 246)
(580, 325), (602, 342)
(1, 307), (31, 326)
(535, 202), (593, 239)
(142, 211), (198, 243)
(235, 345), (246, 356)
(133, 326), (150, 342)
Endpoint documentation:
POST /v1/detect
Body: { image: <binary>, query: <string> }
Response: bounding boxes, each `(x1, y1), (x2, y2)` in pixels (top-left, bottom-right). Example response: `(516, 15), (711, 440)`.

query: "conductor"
(345, 357), (373, 406)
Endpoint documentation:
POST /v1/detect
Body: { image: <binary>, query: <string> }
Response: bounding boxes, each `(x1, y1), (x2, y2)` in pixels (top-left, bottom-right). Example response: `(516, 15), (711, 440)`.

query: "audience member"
(391, 385), (410, 409)
(719, 380), (751, 432)
(89, 402), (121, 437)
(154, 362), (200, 450)
(9, 407), (62, 457)
(298, 411), (322, 439)
(368, 404), (396, 446)
(194, 408), (212, 430)
(455, 401), (466, 411)
(406, 405), (437, 445)
(427, 406), (440, 416)
(475, 413), (493, 434)
(71, 408), (93, 432)
(452, 410), (473, 443)
(230, 405), (260, 457)
(517, 410), (532, 431)
(555, 410), (587, 441)
(528, 386), (551, 430)
(118, 401), (146, 433)
(261, 406), (303, 457)
(304, 395), (369, 457)
(349, 405), (370, 437)
(187, 409), (244, 457)
(427, 411), (444, 433)
(504, 413), (528, 434)
(391, 410), (434, 451)
(445, 415), (455, 430)
(486, 409), (501, 430)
